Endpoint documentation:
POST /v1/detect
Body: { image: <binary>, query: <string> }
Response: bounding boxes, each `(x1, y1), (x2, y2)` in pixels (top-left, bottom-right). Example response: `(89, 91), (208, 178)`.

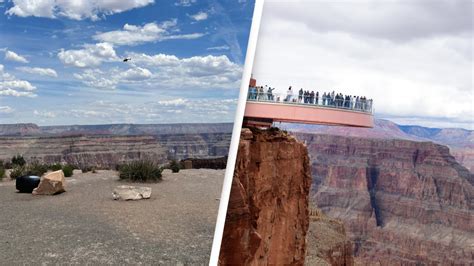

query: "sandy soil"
(0, 169), (223, 265)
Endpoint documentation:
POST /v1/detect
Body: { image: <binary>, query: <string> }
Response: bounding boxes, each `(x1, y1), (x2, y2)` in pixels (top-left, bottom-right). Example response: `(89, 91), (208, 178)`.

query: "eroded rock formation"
(219, 128), (312, 265)
(0, 135), (168, 169)
(306, 208), (354, 266)
(294, 133), (474, 265)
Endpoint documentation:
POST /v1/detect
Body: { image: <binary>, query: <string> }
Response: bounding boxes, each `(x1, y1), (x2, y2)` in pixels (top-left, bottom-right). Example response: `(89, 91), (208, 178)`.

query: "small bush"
(119, 160), (162, 182)
(81, 167), (91, 173)
(3, 161), (12, 169)
(49, 163), (63, 171)
(10, 165), (26, 179)
(11, 155), (26, 167)
(26, 162), (48, 176)
(62, 164), (74, 177)
(0, 166), (5, 180)
(169, 160), (181, 173)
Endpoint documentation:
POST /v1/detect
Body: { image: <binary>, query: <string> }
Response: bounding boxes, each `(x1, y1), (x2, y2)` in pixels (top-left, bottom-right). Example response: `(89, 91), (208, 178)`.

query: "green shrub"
(118, 160), (162, 182)
(62, 164), (74, 177)
(0, 166), (5, 180)
(49, 163), (63, 171)
(169, 160), (181, 173)
(11, 155), (26, 167)
(26, 162), (48, 176)
(10, 165), (26, 179)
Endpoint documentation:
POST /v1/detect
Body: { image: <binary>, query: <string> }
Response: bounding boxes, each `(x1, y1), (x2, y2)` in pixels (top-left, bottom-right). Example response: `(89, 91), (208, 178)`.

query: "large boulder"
(32, 170), (66, 195)
(112, 185), (152, 201)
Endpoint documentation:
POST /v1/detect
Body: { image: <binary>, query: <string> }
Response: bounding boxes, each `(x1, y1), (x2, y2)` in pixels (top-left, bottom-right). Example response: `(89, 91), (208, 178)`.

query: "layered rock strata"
(305, 208), (354, 266)
(219, 128), (312, 265)
(294, 133), (474, 265)
(0, 135), (167, 169)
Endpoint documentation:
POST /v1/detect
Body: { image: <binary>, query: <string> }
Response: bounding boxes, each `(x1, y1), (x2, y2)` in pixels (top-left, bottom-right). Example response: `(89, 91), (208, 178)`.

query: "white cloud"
(5, 50), (29, 63)
(6, 0), (154, 20)
(190, 11), (208, 21)
(33, 110), (56, 118)
(0, 64), (37, 97)
(175, 0), (196, 7)
(93, 20), (204, 46)
(158, 98), (188, 106)
(254, 0), (473, 129)
(73, 53), (242, 90)
(0, 106), (14, 114)
(207, 45), (230, 51)
(126, 53), (242, 87)
(121, 67), (152, 81)
(58, 42), (118, 68)
(74, 66), (152, 89)
(17, 66), (58, 77)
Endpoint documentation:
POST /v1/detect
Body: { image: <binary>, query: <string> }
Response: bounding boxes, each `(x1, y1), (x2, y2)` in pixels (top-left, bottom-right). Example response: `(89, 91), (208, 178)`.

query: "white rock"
(112, 185), (152, 201)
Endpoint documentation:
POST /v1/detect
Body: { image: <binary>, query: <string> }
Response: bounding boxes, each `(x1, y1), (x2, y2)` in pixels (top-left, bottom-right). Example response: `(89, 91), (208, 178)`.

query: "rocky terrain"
(285, 119), (474, 172)
(0, 169), (223, 264)
(306, 208), (354, 266)
(0, 123), (233, 136)
(0, 123), (232, 167)
(294, 132), (474, 265)
(219, 128), (312, 265)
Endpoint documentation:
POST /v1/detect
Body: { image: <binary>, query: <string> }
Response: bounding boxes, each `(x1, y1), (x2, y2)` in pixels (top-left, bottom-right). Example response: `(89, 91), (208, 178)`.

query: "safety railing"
(247, 90), (373, 114)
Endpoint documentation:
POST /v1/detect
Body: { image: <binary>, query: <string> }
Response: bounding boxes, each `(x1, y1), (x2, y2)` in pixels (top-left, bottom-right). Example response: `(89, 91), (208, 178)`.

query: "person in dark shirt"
(267, 87), (275, 101)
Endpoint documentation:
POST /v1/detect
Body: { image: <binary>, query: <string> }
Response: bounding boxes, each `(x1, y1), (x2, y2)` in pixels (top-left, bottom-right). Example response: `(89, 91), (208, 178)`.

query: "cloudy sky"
(253, 0), (472, 129)
(0, 0), (254, 125)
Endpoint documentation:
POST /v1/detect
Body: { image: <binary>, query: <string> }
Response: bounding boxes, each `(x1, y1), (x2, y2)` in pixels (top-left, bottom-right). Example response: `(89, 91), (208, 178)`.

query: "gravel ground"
(0, 169), (224, 265)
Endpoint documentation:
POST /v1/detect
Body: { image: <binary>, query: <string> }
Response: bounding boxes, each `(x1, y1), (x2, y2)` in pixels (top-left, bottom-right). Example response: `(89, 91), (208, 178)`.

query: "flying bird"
(123, 57), (131, 62)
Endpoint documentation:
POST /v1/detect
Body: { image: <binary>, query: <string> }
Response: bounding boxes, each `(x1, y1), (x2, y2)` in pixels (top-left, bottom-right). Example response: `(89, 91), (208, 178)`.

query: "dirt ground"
(0, 169), (224, 265)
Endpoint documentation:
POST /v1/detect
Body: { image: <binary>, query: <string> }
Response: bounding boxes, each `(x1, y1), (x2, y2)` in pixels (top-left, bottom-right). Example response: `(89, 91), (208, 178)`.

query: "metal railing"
(247, 90), (373, 114)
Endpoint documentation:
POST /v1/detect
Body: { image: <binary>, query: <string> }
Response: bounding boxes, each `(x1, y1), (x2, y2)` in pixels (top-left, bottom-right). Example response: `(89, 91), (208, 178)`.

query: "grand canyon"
(221, 120), (472, 265)
(289, 120), (473, 264)
(0, 123), (233, 168)
(2, 120), (473, 264)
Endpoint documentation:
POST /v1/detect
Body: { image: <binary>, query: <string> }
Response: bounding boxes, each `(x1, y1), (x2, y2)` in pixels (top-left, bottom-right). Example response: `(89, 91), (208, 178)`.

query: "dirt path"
(0, 169), (223, 265)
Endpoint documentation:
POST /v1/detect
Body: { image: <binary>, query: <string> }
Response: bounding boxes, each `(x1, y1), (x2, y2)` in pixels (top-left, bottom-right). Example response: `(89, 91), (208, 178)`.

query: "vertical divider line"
(208, 1), (264, 265)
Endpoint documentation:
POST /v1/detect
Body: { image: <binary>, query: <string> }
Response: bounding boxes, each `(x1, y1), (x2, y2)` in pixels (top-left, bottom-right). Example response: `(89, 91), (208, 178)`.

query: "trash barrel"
(16, 175), (41, 193)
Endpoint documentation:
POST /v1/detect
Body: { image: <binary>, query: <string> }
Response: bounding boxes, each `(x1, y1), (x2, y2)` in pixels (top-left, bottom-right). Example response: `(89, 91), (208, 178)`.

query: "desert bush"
(119, 160), (162, 182)
(11, 155), (26, 167)
(3, 161), (12, 169)
(169, 160), (181, 173)
(10, 165), (26, 179)
(0, 166), (5, 180)
(62, 164), (74, 177)
(26, 162), (48, 176)
(49, 163), (63, 171)
(81, 166), (91, 173)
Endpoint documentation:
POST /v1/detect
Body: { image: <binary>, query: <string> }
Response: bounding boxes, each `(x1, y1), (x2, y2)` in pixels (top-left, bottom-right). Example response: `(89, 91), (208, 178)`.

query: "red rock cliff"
(294, 133), (474, 265)
(219, 128), (312, 265)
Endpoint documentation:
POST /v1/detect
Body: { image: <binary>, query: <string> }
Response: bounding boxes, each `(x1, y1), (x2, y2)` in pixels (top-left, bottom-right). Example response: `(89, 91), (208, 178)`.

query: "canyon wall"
(0, 133), (231, 168)
(294, 133), (474, 265)
(0, 123), (232, 168)
(0, 135), (167, 169)
(306, 208), (354, 266)
(219, 128), (312, 265)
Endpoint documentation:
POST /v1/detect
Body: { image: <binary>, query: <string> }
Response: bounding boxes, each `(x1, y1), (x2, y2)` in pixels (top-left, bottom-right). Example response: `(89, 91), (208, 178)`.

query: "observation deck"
(243, 91), (374, 128)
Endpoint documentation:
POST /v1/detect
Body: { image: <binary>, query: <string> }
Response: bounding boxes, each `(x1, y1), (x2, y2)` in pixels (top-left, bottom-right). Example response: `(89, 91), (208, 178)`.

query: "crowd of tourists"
(248, 85), (373, 112)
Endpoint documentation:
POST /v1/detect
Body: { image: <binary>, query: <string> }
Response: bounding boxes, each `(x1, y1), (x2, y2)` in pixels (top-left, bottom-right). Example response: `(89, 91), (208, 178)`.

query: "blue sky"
(0, 0), (255, 125)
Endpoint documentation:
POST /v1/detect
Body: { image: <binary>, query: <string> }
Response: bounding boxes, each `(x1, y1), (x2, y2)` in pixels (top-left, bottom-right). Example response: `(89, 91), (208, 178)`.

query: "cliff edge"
(219, 127), (312, 265)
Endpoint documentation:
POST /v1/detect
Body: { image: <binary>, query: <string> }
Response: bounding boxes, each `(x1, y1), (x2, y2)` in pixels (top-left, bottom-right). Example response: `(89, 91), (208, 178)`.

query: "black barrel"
(16, 175), (41, 193)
